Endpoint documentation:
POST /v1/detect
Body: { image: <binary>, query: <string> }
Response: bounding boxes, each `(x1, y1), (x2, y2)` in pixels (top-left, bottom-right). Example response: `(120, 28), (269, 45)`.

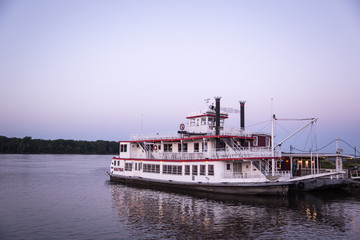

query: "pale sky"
(1, 0), (359, 153)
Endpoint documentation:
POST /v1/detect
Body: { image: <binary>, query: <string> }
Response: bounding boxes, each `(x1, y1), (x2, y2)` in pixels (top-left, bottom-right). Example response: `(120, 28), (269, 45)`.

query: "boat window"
(194, 143), (199, 152)
(266, 137), (270, 147)
(201, 118), (206, 125)
(200, 165), (205, 175)
(173, 165), (178, 174)
(192, 165), (198, 175)
(120, 144), (127, 152)
(202, 142), (207, 152)
(135, 163), (138, 171)
(164, 144), (172, 152)
(208, 165), (214, 176)
(125, 163), (132, 171)
(177, 166), (182, 175)
(178, 143), (187, 152)
(163, 165), (182, 175)
(253, 136), (258, 146)
(183, 143), (187, 152)
(190, 119), (195, 126)
(185, 165), (190, 175)
(226, 163), (231, 170)
(208, 118), (214, 126)
(143, 164), (160, 173)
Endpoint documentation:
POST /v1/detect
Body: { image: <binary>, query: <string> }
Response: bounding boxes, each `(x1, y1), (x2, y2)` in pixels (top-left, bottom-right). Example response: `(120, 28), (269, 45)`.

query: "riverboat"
(109, 97), (294, 195)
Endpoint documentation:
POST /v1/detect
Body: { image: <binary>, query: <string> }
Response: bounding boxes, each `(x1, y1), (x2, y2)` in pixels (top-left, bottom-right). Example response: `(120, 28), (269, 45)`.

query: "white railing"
(210, 148), (281, 159)
(350, 170), (360, 179)
(275, 171), (291, 178)
(221, 128), (252, 137)
(323, 169), (347, 179)
(150, 152), (208, 160)
(130, 128), (253, 141)
(205, 128), (252, 137)
(221, 172), (265, 179)
(138, 148), (279, 160)
(130, 132), (180, 141)
(221, 171), (291, 180)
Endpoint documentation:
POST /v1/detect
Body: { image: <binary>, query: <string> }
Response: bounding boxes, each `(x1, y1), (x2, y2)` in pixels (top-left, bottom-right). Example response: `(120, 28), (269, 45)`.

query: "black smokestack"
(240, 101), (246, 130)
(215, 97), (221, 136)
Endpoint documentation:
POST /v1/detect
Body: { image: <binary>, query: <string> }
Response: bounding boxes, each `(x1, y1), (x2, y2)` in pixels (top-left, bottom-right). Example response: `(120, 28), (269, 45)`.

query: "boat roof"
(186, 113), (228, 119)
(282, 153), (354, 159)
(120, 135), (254, 143)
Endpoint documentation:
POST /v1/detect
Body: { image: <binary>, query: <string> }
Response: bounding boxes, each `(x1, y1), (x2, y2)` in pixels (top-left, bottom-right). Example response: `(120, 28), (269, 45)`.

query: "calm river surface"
(1, 154), (360, 240)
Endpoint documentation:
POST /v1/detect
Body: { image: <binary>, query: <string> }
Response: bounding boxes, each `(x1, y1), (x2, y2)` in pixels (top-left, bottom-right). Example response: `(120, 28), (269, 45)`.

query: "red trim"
(119, 135), (255, 143)
(112, 157), (282, 163)
(186, 114), (228, 119)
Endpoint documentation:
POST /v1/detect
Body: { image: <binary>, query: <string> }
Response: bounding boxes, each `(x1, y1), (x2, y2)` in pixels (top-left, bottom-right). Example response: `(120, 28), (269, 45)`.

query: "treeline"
(0, 136), (119, 154)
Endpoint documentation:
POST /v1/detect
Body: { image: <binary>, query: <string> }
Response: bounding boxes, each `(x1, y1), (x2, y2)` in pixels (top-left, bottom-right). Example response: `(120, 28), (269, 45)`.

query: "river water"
(0, 154), (359, 240)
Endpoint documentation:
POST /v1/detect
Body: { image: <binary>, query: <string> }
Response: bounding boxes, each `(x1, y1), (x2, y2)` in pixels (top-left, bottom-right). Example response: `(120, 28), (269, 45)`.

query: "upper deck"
(130, 127), (253, 142)
(118, 97), (278, 160)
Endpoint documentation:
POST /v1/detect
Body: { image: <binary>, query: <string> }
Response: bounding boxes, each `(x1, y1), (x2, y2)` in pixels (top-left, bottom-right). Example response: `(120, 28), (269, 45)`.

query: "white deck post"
(310, 152), (313, 175)
(317, 153), (319, 174)
(271, 113), (275, 176)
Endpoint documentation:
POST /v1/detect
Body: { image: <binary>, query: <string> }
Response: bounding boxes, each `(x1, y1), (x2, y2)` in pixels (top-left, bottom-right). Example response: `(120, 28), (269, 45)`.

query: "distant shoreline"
(0, 136), (119, 155)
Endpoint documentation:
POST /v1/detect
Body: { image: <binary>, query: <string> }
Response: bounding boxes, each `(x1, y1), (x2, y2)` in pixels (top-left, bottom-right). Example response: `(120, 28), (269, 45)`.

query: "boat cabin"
(184, 104), (228, 134)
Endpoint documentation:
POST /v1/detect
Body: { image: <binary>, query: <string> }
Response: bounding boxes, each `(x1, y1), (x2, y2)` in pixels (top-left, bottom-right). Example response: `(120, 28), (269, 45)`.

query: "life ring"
(153, 145), (157, 151)
(297, 182), (305, 189)
(179, 123), (185, 130)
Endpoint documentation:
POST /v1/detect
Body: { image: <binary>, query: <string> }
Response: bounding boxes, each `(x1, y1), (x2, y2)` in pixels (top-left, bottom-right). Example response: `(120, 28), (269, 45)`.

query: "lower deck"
(110, 157), (291, 184)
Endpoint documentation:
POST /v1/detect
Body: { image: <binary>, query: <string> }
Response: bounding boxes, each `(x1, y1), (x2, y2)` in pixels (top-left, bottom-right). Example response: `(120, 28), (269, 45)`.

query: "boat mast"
(271, 98), (275, 176)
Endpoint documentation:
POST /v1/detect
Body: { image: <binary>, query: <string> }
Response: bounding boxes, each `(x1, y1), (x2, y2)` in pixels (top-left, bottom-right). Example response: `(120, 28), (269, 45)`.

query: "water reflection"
(109, 182), (360, 239)
(289, 190), (357, 233)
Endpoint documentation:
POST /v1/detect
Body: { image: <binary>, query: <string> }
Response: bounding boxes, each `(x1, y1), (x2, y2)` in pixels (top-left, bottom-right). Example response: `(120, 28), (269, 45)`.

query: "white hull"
(109, 173), (290, 195)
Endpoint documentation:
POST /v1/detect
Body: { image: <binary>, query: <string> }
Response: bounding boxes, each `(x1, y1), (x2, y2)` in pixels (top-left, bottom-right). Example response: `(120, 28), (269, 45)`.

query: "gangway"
(286, 171), (346, 182)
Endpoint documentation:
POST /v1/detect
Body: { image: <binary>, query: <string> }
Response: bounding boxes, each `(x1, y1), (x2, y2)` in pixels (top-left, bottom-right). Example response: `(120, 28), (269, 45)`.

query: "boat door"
(134, 162), (142, 177)
(233, 162), (242, 177)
